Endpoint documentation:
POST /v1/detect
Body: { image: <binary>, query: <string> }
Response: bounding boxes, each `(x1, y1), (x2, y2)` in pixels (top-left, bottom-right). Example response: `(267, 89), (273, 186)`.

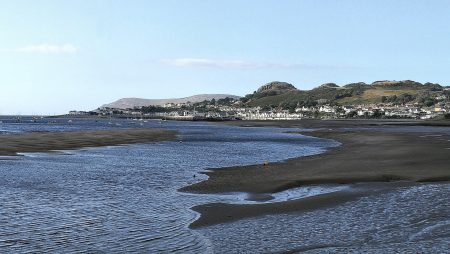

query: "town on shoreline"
(69, 101), (450, 121)
(68, 80), (450, 121)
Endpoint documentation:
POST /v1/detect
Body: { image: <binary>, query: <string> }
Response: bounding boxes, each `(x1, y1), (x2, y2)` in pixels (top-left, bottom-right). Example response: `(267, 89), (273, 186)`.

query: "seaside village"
(69, 98), (450, 121)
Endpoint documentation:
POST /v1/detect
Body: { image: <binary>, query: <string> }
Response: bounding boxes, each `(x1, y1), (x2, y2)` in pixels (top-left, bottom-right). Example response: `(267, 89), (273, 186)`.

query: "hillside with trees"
(242, 80), (449, 110)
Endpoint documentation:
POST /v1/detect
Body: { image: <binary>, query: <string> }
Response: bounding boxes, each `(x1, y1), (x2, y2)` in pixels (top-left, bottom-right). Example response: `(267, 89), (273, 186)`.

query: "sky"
(1, 0), (450, 115)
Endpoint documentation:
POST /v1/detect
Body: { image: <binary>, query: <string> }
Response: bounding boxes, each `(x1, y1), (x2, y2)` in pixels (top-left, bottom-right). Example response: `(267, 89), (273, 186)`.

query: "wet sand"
(190, 190), (365, 228)
(189, 181), (421, 228)
(0, 128), (177, 156)
(183, 119), (450, 228)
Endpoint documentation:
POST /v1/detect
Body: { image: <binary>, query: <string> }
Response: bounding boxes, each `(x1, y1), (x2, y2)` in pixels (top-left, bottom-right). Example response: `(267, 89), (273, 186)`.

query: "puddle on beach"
(206, 185), (351, 205)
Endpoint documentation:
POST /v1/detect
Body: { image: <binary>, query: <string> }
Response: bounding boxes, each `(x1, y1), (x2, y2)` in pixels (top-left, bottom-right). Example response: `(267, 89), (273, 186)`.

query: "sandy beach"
(182, 119), (450, 228)
(0, 128), (177, 156)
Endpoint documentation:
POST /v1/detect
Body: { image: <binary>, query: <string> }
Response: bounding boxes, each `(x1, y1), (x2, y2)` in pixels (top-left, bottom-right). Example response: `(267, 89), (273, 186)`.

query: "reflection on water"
(0, 118), (337, 253)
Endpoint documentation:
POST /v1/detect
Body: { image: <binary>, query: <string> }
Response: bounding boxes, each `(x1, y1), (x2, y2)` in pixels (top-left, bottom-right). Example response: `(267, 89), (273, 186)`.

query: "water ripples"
(0, 120), (337, 253)
(199, 183), (450, 253)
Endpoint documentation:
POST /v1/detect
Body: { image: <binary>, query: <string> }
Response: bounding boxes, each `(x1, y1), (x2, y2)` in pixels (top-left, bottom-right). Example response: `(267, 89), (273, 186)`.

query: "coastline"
(182, 119), (450, 228)
(0, 128), (178, 156)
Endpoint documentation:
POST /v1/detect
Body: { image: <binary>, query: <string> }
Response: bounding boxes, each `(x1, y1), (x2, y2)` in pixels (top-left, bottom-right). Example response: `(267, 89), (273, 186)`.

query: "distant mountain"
(101, 94), (241, 109)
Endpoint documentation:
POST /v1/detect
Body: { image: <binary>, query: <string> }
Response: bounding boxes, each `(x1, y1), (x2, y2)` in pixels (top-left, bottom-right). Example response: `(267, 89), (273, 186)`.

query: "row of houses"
(69, 102), (450, 120)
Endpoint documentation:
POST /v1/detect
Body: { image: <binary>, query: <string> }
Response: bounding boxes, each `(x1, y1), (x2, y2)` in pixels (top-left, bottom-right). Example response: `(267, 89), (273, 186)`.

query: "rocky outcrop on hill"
(256, 81), (297, 94)
(317, 83), (339, 89)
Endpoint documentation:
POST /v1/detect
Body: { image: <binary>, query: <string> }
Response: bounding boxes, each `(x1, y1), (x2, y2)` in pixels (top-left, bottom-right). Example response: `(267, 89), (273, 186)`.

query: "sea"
(0, 117), (449, 253)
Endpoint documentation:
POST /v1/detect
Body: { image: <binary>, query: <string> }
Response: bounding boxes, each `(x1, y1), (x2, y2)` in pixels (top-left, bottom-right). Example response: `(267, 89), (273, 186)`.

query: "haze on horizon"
(1, 0), (449, 115)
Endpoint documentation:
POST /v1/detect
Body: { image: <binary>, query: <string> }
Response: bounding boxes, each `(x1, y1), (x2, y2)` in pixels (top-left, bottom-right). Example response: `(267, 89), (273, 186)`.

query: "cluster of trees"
(282, 100), (317, 112)
(423, 82), (444, 91)
(381, 94), (416, 104)
(444, 90), (450, 98)
(239, 93), (253, 103)
(259, 99), (342, 113)
(193, 97), (237, 107)
(139, 97), (239, 114)
(216, 97), (236, 106)
(380, 91), (449, 107)
(416, 91), (440, 107)
(140, 106), (171, 113)
(418, 98), (437, 107)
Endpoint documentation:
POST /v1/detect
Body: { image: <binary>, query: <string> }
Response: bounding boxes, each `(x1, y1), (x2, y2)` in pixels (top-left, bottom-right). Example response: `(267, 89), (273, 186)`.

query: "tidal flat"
(0, 128), (177, 156)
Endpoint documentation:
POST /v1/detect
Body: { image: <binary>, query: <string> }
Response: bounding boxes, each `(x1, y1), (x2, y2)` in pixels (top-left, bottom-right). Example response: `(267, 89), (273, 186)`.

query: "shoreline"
(182, 120), (450, 228)
(0, 128), (178, 156)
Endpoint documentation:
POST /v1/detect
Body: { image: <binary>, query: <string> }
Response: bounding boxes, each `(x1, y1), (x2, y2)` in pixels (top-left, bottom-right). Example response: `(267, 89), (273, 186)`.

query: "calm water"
(0, 117), (449, 253)
(0, 117), (337, 253)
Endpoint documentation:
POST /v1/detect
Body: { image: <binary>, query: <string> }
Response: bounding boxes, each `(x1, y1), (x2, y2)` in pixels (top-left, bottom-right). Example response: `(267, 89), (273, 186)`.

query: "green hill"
(243, 80), (445, 108)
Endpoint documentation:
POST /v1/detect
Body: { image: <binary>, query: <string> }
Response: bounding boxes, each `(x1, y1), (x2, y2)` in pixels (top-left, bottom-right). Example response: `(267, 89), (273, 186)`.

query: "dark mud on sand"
(0, 128), (177, 156)
(184, 120), (450, 227)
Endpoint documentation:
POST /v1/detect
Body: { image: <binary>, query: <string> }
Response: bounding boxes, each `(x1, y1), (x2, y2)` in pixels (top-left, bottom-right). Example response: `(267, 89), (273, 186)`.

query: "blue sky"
(1, 0), (449, 115)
